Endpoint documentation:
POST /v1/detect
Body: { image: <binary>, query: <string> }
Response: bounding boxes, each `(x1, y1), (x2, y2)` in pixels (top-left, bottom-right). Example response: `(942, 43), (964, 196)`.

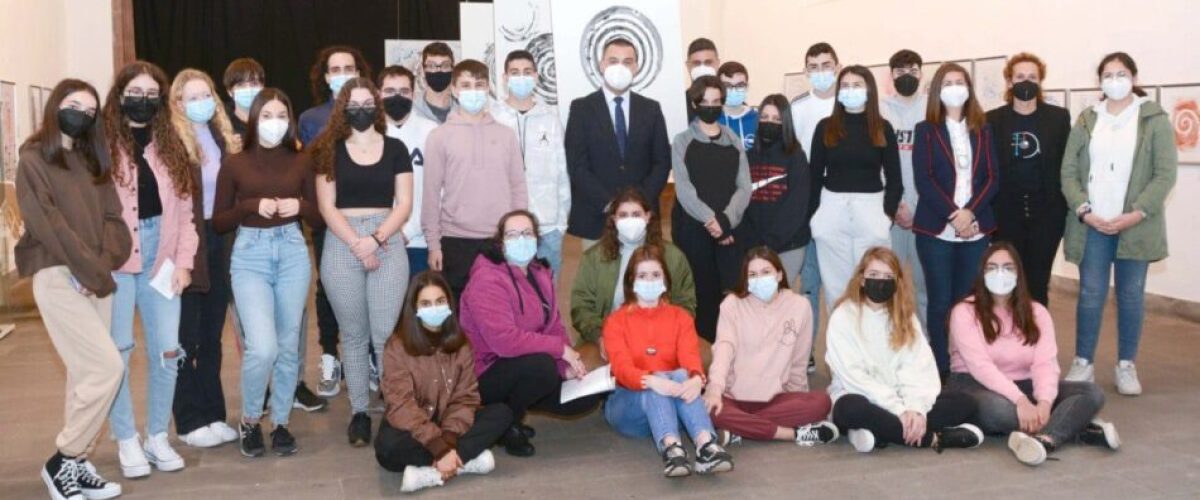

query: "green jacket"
(1061, 99), (1177, 263)
(570, 242), (697, 343)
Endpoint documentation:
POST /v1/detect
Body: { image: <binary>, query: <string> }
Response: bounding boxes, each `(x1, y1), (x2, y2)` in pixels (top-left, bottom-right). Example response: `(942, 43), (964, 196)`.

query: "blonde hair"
(169, 68), (242, 165)
(835, 246), (920, 350)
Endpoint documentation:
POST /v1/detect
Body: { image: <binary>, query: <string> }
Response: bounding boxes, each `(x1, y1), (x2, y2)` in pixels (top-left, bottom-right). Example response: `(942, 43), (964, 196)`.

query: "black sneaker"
(271, 426), (298, 456)
(933, 423), (983, 453)
(348, 412), (372, 447)
(794, 420), (840, 446)
(239, 422), (265, 458)
(517, 423), (536, 439)
(695, 441), (733, 475)
(293, 383), (328, 412)
(1077, 419), (1121, 450)
(41, 452), (82, 500)
(660, 442), (691, 478)
(75, 458), (121, 499)
(500, 425), (535, 457)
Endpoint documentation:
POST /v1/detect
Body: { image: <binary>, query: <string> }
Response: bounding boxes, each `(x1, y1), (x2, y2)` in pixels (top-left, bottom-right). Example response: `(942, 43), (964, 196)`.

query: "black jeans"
(174, 221), (230, 435)
(832, 392), (977, 447)
(441, 237), (490, 301)
(478, 354), (601, 423)
(312, 230), (340, 356)
(374, 403), (513, 472)
(994, 192), (1065, 306)
(671, 205), (742, 342)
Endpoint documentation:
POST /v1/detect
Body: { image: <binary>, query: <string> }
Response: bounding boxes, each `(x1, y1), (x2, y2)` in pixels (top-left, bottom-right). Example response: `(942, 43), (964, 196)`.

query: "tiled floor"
(1, 235), (1198, 499)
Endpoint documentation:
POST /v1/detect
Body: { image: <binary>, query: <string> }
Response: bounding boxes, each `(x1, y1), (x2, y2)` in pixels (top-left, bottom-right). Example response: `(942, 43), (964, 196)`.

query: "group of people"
(17, 33), (1175, 500)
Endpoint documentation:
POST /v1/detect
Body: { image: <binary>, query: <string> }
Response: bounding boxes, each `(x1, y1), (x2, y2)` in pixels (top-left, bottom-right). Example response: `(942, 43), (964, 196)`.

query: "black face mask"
(383, 95), (413, 122)
(345, 107), (377, 132)
(894, 74), (920, 97)
(862, 278), (897, 303)
(57, 108), (94, 139)
(121, 96), (160, 124)
(1012, 80), (1040, 102)
(696, 105), (722, 124)
(757, 122), (783, 145)
(425, 71), (452, 93)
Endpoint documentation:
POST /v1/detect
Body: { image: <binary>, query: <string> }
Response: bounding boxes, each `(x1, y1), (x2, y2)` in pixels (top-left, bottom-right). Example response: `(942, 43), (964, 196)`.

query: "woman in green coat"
(570, 187), (697, 369)
(1060, 52), (1176, 396)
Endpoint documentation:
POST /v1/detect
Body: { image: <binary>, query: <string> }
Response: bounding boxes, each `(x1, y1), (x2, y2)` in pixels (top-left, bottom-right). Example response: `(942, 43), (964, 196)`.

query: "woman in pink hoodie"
(459, 210), (598, 458)
(948, 242), (1119, 466)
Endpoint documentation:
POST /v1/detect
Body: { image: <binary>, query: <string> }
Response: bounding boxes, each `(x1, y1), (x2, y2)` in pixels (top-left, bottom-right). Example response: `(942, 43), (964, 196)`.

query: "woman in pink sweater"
(704, 247), (837, 446)
(948, 242), (1119, 466)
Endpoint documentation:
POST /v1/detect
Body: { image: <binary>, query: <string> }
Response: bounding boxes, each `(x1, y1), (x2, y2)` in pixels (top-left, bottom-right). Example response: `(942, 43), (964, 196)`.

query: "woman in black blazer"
(912, 62), (999, 377)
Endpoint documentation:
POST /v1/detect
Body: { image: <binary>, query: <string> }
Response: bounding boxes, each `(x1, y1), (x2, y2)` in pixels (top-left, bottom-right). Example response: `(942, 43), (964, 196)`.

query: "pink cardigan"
(948, 301), (1060, 403)
(114, 141), (198, 276)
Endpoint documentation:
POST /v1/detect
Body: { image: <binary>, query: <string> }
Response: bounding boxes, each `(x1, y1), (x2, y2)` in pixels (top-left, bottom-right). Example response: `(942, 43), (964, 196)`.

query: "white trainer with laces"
(116, 436), (150, 479)
(181, 426), (222, 448)
(208, 421), (240, 444)
(318, 354), (342, 397)
(1008, 431), (1048, 466)
(400, 466), (444, 493)
(1064, 357), (1095, 383)
(76, 458), (122, 500)
(457, 449), (495, 475)
(143, 432), (185, 472)
(1115, 361), (1142, 396)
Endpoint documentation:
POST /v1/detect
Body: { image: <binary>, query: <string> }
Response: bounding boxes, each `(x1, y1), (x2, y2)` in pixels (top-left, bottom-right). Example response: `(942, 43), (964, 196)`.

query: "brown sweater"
(381, 335), (479, 458)
(211, 146), (321, 234)
(15, 144), (131, 296)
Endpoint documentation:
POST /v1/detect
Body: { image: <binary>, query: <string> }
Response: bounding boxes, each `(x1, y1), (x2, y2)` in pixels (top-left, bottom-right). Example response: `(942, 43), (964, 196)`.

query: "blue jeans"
(604, 369), (715, 452)
(916, 234), (989, 375)
(537, 229), (564, 281)
(109, 216), (184, 441)
(230, 223), (312, 425)
(800, 242), (822, 347)
(1076, 228), (1149, 362)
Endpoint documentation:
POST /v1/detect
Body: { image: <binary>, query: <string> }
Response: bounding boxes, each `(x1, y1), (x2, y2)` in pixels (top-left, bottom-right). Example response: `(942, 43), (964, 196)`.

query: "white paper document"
(560, 364), (616, 404)
(149, 258), (177, 300)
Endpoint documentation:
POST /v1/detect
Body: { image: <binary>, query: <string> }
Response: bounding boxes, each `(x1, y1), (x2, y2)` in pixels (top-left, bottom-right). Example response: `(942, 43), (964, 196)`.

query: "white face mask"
(939, 84), (970, 108)
(615, 216), (648, 244)
(257, 118), (288, 147)
(984, 269), (1018, 296)
(1101, 76), (1133, 101)
(604, 64), (633, 92)
(689, 64), (717, 81)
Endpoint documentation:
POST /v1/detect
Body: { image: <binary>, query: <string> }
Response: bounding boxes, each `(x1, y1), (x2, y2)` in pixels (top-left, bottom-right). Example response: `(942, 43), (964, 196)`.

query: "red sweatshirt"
(602, 302), (705, 390)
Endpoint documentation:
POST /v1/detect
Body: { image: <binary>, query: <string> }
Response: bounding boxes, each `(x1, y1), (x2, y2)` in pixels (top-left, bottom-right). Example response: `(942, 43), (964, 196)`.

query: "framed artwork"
(0, 81), (19, 274)
(28, 86), (41, 131)
(1043, 88), (1067, 109)
(782, 72), (811, 101)
(972, 56), (1007, 112)
(1159, 84), (1200, 164)
(867, 64), (895, 100)
(919, 61), (941, 96)
(1068, 88), (1104, 124)
(495, 0), (558, 104)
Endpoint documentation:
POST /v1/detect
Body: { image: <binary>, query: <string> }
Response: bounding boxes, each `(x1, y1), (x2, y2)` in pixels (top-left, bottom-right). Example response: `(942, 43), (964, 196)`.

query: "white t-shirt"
(939, 118), (983, 242)
(1088, 98), (1146, 219)
(790, 92), (836, 158)
(388, 114), (440, 248)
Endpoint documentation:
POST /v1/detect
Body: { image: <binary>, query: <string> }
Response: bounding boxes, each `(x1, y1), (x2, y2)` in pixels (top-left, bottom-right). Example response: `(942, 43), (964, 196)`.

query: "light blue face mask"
(185, 97), (217, 123)
(328, 74), (353, 96)
(416, 304), (452, 329)
(838, 87), (868, 110)
(233, 87), (261, 110)
(809, 71), (836, 92)
(507, 75), (536, 99)
(633, 279), (667, 302)
(747, 275), (780, 302)
(725, 87), (748, 107)
(504, 236), (538, 266)
(458, 89), (489, 114)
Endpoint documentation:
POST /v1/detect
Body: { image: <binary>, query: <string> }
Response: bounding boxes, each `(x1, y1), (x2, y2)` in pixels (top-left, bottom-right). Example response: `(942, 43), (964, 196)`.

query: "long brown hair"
(966, 242), (1041, 345)
(835, 247), (919, 350)
(925, 63), (986, 132)
(22, 79), (109, 182)
(243, 88), (300, 153)
(169, 68), (242, 166)
(309, 45), (374, 104)
(597, 187), (664, 261)
(102, 61), (195, 198)
(733, 246), (788, 298)
(397, 271), (467, 356)
(621, 245), (673, 307)
(310, 77), (385, 180)
(823, 65), (886, 148)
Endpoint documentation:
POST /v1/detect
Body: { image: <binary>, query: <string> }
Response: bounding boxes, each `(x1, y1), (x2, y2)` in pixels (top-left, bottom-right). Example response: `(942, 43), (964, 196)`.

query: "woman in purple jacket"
(459, 210), (601, 458)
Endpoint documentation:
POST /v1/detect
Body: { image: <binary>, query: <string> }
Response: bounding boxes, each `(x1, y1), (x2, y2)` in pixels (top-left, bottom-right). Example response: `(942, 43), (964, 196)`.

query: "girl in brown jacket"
(375, 271), (512, 493)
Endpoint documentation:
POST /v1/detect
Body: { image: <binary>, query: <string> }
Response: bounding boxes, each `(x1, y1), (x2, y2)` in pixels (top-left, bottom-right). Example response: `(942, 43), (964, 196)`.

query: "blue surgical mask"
(809, 71), (836, 92)
(185, 97), (217, 123)
(458, 89), (489, 114)
(416, 304), (452, 329)
(838, 87), (868, 110)
(504, 236), (538, 266)
(507, 75), (536, 99)
(747, 275), (780, 302)
(725, 87), (747, 107)
(633, 279), (667, 303)
(233, 87), (261, 110)
(329, 74), (353, 96)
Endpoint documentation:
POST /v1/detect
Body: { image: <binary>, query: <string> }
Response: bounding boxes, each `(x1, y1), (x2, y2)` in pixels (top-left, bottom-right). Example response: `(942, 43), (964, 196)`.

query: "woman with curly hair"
(101, 61), (199, 478)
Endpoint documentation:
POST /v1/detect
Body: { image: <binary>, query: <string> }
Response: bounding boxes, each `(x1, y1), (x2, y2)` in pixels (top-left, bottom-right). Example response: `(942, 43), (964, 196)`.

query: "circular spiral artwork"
(526, 32), (558, 104)
(1173, 99), (1199, 151)
(579, 6), (663, 91)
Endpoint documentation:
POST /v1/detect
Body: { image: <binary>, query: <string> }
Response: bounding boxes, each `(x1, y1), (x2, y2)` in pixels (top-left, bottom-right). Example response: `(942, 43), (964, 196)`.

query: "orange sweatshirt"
(602, 302), (705, 390)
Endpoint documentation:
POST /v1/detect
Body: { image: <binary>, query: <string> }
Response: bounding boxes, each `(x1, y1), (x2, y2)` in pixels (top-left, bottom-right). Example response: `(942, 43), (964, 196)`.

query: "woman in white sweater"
(825, 246), (983, 453)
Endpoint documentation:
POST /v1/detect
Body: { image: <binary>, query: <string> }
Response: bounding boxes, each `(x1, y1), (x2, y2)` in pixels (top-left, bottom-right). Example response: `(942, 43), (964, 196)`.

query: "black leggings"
(478, 354), (601, 423)
(374, 404), (513, 473)
(832, 392), (977, 447)
(671, 205), (742, 342)
(173, 221), (230, 435)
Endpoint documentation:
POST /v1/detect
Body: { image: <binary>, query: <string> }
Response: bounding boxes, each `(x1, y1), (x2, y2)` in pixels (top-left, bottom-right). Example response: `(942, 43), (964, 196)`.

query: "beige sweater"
(707, 290), (813, 402)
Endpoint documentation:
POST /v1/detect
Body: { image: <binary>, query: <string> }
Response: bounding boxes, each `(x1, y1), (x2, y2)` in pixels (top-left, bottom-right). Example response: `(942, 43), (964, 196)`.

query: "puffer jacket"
(491, 98), (571, 234)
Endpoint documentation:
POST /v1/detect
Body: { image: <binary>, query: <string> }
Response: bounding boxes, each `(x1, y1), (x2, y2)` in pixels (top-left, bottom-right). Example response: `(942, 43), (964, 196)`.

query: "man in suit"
(565, 38), (671, 249)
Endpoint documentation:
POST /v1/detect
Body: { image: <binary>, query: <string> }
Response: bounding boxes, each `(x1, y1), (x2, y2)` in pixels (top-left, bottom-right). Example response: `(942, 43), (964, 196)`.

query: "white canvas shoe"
(458, 449), (495, 475)
(181, 426), (222, 448)
(1064, 357), (1095, 382)
(76, 459), (122, 500)
(848, 429), (875, 453)
(1115, 361), (1142, 396)
(400, 466), (444, 493)
(208, 421), (240, 444)
(143, 433), (185, 472)
(1008, 432), (1047, 466)
(116, 436), (150, 479)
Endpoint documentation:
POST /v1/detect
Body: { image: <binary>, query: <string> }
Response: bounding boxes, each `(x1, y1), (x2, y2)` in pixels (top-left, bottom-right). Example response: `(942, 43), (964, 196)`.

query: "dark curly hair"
(309, 77), (385, 181)
(102, 61), (195, 198)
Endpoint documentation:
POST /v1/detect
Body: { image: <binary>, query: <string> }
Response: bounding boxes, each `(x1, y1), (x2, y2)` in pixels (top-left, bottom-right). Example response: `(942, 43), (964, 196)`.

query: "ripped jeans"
(109, 216), (184, 441)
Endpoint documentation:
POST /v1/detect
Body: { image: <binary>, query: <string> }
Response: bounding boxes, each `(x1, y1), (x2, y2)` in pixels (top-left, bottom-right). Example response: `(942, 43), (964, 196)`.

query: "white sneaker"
(208, 421), (240, 444)
(400, 466), (444, 493)
(1115, 361), (1142, 396)
(1008, 431), (1048, 466)
(1064, 357), (1095, 382)
(317, 354), (342, 397)
(76, 459), (122, 500)
(181, 426), (222, 448)
(457, 449), (495, 475)
(143, 433), (185, 472)
(116, 436), (150, 479)
(848, 429), (875, 453)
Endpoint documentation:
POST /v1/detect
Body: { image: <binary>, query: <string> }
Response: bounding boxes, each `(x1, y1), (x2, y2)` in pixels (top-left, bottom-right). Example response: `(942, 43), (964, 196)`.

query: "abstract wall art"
(1160, 84), (1200, 164)
(495, 0), (558, 104)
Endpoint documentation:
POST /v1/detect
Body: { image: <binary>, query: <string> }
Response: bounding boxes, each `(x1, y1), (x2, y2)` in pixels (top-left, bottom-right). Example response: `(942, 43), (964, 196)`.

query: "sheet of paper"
(560, 364), (616, 404)
(149, 258), (177, 300)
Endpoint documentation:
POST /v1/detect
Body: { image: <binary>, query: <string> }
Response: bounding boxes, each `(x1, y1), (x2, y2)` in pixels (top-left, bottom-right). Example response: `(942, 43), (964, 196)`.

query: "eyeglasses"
(722, 83), (748, 91)
(503, 230), (535, 240)
(123, 88), (160, 99)
(424, 63), (453, 72)
(380, 88), (412, 97)
(346, 102), (377, 112)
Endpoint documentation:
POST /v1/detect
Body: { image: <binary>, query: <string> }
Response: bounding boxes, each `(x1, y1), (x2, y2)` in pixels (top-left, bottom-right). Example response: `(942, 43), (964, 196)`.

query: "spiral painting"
(579, 6), (664, 92)
(495, 0), (558, 104)
(1161, 85), (1200, 164)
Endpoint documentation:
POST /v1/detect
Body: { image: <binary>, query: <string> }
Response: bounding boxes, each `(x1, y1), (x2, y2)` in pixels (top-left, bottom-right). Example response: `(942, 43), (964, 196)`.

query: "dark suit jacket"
(985, 103), (1072, 235)
(564, 90), (671, 239)
(912, 121), (1000, 237)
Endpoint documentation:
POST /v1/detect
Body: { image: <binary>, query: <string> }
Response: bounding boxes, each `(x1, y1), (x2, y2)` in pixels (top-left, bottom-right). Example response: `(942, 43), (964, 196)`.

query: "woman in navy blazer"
(912, 63), (999, 377)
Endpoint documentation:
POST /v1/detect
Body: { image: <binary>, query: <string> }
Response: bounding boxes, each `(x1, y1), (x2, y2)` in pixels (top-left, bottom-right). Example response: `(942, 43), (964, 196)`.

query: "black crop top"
(334, 137), (412, 209)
